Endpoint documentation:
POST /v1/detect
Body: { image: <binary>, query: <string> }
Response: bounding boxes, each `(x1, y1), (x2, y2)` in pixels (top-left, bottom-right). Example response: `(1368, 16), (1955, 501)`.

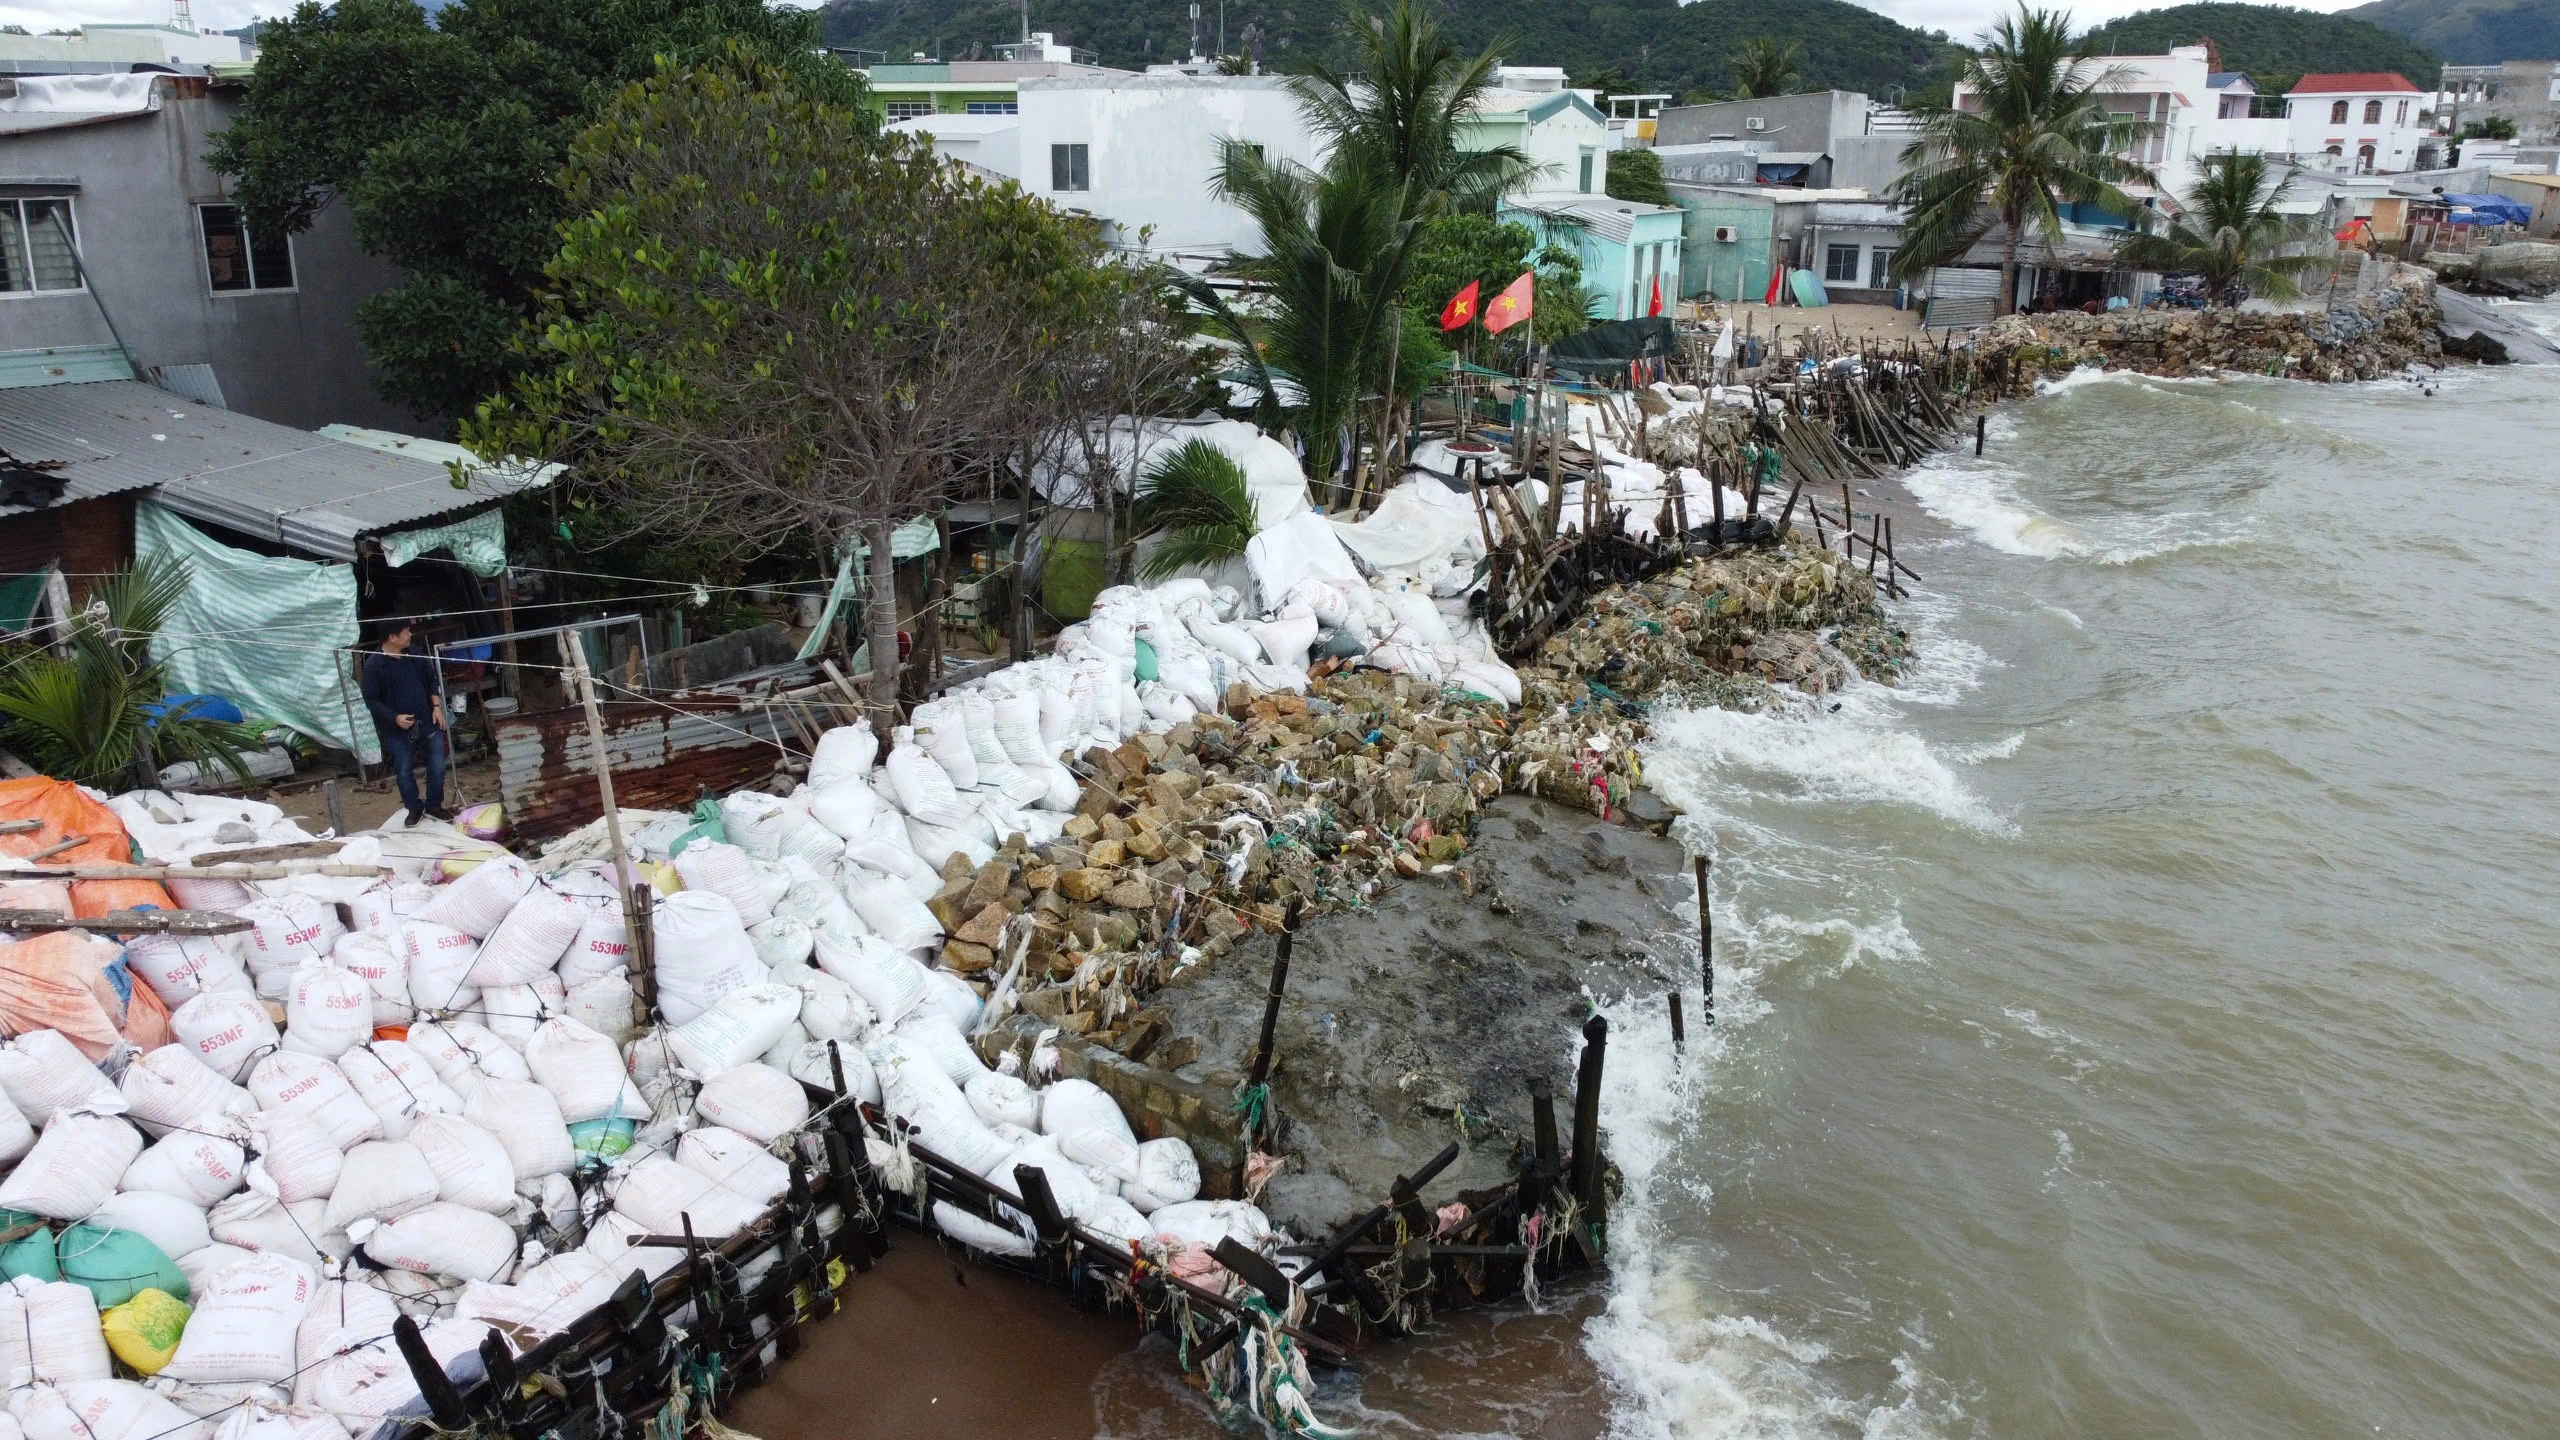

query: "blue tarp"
(2438, 193), (2532, 226)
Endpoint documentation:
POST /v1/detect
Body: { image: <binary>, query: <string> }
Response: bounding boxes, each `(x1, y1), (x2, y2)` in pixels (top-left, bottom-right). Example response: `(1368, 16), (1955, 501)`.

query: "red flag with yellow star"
(1482, 271), (1534, 334)
(1439, 281), (1481, 331)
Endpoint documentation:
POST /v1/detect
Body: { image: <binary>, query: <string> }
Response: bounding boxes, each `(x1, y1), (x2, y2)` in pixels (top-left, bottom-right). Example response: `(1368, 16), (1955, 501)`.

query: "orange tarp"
(0, 777), (177, 917)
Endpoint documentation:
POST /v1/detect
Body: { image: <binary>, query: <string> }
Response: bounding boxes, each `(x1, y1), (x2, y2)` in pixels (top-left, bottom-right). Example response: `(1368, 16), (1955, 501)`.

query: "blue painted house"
(1497, 192), (1687, 322)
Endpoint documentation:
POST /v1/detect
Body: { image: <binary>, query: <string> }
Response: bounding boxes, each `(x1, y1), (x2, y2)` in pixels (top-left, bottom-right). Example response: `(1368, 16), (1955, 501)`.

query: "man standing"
(361, 620), (450, 825)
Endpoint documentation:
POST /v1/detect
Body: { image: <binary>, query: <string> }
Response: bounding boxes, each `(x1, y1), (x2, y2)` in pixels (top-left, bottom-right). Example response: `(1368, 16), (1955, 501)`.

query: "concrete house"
(1651, 91), (1903, 194)
(1457, 88), (1610, 196)
(0, 72), (407, 431)
(2442, 61), (2560, 148)
(853, 37), (1125, 123)
(1499, 192), (1683, 320)
(1013, 73), (1325, 259)
(2287, 73), (2427, 175)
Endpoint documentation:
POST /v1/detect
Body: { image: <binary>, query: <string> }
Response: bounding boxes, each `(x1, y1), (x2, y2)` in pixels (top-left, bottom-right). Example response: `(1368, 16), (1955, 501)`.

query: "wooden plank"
(189, 839), (346, 866)
(0, 820), (40, 836)
(14, 861), (390, 881)
(0, 908), (254, 937)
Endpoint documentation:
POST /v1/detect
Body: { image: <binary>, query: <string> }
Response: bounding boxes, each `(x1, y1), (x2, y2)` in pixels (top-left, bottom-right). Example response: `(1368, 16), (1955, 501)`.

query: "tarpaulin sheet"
(135, 501), (379, 763)
(0, 777), (175, 919)
(1544, 316), (1679, 374)
(2439, 193), (2532, 226)
(379, 507), (507, 578)
(1332, 478), (1484, 576)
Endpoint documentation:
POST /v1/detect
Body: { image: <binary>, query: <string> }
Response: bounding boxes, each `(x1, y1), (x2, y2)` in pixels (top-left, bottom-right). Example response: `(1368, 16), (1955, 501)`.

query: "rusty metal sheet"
(497, 696), (804, 842)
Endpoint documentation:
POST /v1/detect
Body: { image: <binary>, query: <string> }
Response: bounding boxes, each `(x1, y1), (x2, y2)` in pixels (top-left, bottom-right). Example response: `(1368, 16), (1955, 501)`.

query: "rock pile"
(1974, 266), (2442, 385)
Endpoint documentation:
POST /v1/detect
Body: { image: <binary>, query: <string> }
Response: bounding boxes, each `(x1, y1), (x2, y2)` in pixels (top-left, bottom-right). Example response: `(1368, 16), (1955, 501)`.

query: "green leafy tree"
(1606, 148), (1672, 205)
(0, 559), (265, 789)
(211, 0), (866, 426)
(1404, 214), (1590, 348)
(1570, 64), (1634, 109)
(1731, 35), (1801, 97)
(2462, 115), (2519, 140)
(2117, 150), (2324, 306)
(464, 53), (1123, 723)
(1886, 6), (2156, 314)
(1285, 0), (1538, 215)
(1131, 440), (1260, 580)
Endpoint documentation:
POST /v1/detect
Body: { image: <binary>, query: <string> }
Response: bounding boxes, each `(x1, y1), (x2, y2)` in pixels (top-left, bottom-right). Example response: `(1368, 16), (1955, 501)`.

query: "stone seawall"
(1975, 265), (2442, 386)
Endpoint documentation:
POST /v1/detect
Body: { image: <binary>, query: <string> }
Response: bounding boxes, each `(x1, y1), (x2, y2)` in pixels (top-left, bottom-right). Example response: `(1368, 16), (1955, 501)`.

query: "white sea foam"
(1951, 732), (2024, 764)
(1647, 700), (2013, 837)
(1897, 456), (2091, 559)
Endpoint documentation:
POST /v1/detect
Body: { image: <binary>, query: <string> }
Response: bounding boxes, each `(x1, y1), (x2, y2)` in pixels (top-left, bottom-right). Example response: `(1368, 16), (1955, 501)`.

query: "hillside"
(818, 0), (1959, 102)
(2349, 0), (2560, 65)
(2079, 3), (2442, 92)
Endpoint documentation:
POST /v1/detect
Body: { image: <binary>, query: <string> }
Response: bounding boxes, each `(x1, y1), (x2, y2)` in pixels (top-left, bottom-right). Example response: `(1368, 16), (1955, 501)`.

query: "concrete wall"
(0, 81), (410, 431)
(1016, 74), (1325, 256)
(1669, 185), (1775, 301)
(1523, 101), (1608, 197)
(1654, 90), (1866, 154)
(1830, 134), (1903, 194)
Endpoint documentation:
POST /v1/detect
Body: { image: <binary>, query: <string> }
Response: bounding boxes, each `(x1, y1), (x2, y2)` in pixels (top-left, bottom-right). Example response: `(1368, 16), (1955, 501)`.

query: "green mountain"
(2348, 0), (2560, 66)
(2079, 3), (2443, 93)
(818, 0), (1960, 103)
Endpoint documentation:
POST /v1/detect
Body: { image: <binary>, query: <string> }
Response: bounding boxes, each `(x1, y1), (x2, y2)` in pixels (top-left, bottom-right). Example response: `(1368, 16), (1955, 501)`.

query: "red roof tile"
(2289, 72), (2420, 94)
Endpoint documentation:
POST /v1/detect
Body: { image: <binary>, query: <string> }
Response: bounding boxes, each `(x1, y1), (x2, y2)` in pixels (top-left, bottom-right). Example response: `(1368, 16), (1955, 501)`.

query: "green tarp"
(0, 572), (44, 633)
(795, 516), (942, 661)
(135, 502), (379, 764)
(380, 508), (507, 578)
(1544, 316), (1678, 374)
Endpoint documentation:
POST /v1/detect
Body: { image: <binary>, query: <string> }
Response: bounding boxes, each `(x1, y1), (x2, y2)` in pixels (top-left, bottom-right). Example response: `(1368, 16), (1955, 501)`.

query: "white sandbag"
(174, 1244), (256, 1298)
(280, 958), (372, 1060)
(0, 1110), (140, 1219)
(324, 933), (409, 1028)
(468, 974), (564, 1047)
(0, 1279), (110, 1388)
(1003, 1135), (1108, 1219)
(242, 1111), (343, 1205)
(838, 871), (942, 953)
(118, 1127), (245, 1208)
(906, 703), (982, 794)
(963, 1071), (1039, 1131)
(562, 975), (638, 1048)
(0, 1030), (128, 1122)
(294, 1317), (479, 1427)
(13, 1381), (201, 1440)
(891, 1016), (984, 1086)
(321, 1143), (439, 1234)
(804, 777), (888, 841)
(0, 1088), (34, 1169)
(418, 855), (534, 938)
(346, 885), (401, 937)
(238, 896), (342, 978)
(866, 1036), (1009, 1178)
(119, 1045), (252, 1141)
(915, 969), (983, 1035)
(462, 1081), (572, 1180)
(212, 1399), (347, 1440)
(167, 993), (279, 1087)
(396, 921), (481, 1016)
(811, 929), (929, 1024)
(83, 1190), (212, 1260)
(123, 933), (249, 1008)
(756, 1021), (810, 1075)
(1081, 1193), (1155, 1247)
(203, 1192), (327, 1271)
(671, 841), (770, 927)
(337, 1041), (466, 1141)
(793, 970), (872, 1043)
(775, 1039), (877, 1103)
(883, 731), (971, 828)
(247, 1053), (381, 1150)
(1147, 1198), (1274, 1253)
(902, 814), (993, 874)
(600, 1153), (766, 1241)
(158, 1253), (316, 1384)
(455, 1250), (619, 1343)
(746, 915), (816, 971)
(807, 725), (879, 791)
(771, 858), (856, 937)
(666, 987), (803, 1080)
(1248, 610), (1320, 668)
(467, 886), (585, 987)
(402, 1021), (529, 1102)
(556, 908), (630, 991)
(1038, 1078), (1139, 1173)
(929, 1201), (1032, 1257)
(404, 1116), (516, 1216)
(690, 1064), (808, 1146)
(580, 1211), (681, 1283)
(841, 810), (942, 899)
(722, 792), (844, 869)
(674, 1127), (788, 1204)
(649, 892), (768, 1026)
(521, 1019), (645, 1125)
(356, 1203), (515, 1282)
(1121, 1137), (1202, 1212)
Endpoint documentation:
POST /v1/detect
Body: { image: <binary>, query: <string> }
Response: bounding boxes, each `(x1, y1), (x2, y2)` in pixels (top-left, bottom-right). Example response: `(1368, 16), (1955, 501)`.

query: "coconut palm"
(1131, 439), (1261, 580)
(0, 556), (262, 788)
(2115, 149), (2323, 306)
(1285, 0), (1537, 216)
(1731, 36), (1802, 99)
(1885, 6), (2157, 315)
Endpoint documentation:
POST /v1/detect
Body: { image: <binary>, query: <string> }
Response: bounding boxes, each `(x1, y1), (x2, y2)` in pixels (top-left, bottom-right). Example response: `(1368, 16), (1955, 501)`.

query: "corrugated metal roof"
(0, 344), (133, 390)
(0, 380), (546, 560)
(1505, 192), (1682, 244)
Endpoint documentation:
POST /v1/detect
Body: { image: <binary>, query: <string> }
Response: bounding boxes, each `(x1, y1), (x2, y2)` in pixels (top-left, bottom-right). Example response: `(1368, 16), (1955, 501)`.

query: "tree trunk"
(1999, 210), (2023, 316)
(1009, 443), (1035, 661)
(864, 514), (901, 741)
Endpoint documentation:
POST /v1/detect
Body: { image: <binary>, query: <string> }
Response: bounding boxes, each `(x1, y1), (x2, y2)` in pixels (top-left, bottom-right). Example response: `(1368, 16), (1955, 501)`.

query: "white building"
(1954, 44), (2386, 182)
(1012, 73), (1324, 257)
(884, 112), (1023, 183)
(1459, 89), (1611, 196)
(0, 23), (246, 75)
(2285, 73), (2427, 175)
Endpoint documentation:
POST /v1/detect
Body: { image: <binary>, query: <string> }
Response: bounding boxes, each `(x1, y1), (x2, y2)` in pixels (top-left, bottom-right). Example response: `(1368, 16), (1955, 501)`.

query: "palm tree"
(1885, 6), (2157, 315)
(1285, 0), (1537, 216)
(1731, 36), (1802, 99)
(1131, 439), (1261, 580)
(2115, 149), (2323, 306)
(0, 557), (263, 788)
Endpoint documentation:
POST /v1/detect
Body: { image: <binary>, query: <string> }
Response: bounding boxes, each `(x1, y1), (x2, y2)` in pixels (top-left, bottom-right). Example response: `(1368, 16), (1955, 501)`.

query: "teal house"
(1496, 192), (1687, 321)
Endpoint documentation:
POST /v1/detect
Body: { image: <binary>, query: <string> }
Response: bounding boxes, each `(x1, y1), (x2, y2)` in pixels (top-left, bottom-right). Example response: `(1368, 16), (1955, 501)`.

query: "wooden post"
(1884, 518), (1903, 599)
(1243, 897), (1302, 1144)
(825, 1040), (889, 1262)
(626, 882), (658, 1028)
(1695, 856), (1713, 1025)
(1570, 1015), (1609, 1229)
(1975, 414), (1987, 456)
(559, 630), (635, 899)
(393, 1315), (470, 1430)
(1710, 458), (1726, 547)
(493, 568), (520, 699)
(1667, 991), (1685, 1049)
(322, 779), (346, 838)
(1841, 483), (1857, 562)
(1530, 1080), (1560, 1180)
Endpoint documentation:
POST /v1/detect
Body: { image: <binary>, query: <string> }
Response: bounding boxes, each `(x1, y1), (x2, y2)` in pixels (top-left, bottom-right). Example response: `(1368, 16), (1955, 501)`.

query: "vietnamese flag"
(1764, 266), (1786, 307)
(1482, 271), (1535, 334)
(1649, 275), (1664, 317)
(1439, 280), (1481, 331)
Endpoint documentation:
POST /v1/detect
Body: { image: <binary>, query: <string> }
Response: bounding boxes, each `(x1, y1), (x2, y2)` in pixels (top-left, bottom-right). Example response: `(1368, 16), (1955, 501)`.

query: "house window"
(0, 197), (82, 295)
(1869, 247), (1897, 289)
(198, 204), (294, 293)
(1578, 150), (1595, 193)
(884, 101), (934, 120)
(2394, 99), (2408, 125)
(1824, 243), (1861, 284)
(2356, 142), (2376, 173)
(2329, 100), (2349, 125)
(2362, 99), (2382, 124)
(1051, 142), (1090, 192)
(962, 101), (1017, 115)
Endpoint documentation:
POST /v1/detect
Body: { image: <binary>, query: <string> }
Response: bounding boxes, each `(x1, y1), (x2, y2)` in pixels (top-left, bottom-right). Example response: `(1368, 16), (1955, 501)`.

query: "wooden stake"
(1570, 1015), (1610, 1229)
(322, 780), (346, 838)
(1667, 990), (1685, 1049)
(1695, 856), (1713, 1024)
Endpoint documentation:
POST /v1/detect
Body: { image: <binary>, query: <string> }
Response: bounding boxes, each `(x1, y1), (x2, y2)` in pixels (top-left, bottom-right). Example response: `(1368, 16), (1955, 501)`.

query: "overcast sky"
(13, 0), (2380, 54)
